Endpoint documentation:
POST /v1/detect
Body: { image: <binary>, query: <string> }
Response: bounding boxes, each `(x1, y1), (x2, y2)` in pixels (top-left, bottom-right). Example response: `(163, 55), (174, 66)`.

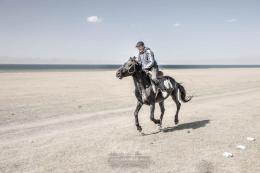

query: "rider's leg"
(147, 67), (166, 93)
(151, 67), (159, 84)
(151, 67), (167, 91)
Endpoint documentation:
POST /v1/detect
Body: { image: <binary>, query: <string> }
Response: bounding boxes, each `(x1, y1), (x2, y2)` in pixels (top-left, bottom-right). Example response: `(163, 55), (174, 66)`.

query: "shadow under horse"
(116, 57), (192, 133)
(162, 120), (210, 133)
(142, 120), (210, 136)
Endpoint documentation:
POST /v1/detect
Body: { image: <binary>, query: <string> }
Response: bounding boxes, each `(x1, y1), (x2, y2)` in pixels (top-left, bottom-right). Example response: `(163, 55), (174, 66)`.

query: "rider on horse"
(135, 41), (165, 91)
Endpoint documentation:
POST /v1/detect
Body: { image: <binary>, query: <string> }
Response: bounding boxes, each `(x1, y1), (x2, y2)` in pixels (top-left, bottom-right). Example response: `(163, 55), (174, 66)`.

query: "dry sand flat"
(0, 68), (260, 173)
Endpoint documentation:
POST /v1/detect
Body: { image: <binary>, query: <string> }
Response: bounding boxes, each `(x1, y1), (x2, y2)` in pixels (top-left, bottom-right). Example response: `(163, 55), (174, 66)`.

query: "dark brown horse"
(116, 58), (192, 133)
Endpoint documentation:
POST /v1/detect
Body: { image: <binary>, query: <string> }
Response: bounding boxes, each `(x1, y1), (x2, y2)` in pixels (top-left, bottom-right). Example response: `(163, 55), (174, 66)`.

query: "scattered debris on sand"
(223, 152), (233, 158)
(236, 145), (246, 150)
(247, 137), (256, 141)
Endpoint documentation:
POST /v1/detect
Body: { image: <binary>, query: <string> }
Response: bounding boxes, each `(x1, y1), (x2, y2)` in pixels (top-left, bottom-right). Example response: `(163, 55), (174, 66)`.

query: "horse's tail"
(166, 76), (193, 102)
(177, 83), (193, 102)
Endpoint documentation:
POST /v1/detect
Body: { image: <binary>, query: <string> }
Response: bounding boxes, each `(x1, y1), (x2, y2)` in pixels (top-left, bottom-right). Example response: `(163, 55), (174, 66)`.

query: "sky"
(0, 0), (260, 64)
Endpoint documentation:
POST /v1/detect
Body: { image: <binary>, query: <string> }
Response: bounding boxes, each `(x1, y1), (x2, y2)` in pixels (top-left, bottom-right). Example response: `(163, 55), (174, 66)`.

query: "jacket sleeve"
(135, 54), (141, 64)
(143, 50), (155, 69)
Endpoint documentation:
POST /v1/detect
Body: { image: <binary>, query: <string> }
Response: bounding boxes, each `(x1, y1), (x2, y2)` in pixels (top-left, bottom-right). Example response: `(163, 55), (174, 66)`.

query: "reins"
(128, 63), (136, 75)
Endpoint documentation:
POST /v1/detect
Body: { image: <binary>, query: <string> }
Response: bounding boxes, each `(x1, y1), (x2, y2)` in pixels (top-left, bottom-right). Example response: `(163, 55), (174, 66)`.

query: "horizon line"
(1, 63), (260, 66)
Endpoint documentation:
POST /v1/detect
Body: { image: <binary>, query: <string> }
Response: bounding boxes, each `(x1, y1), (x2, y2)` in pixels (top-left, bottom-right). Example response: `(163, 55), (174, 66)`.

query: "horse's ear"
(129, 57), (133, 60)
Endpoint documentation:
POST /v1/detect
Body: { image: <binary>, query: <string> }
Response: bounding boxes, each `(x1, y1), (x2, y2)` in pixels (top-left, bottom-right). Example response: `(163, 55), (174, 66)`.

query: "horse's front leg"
(134, 101), (143, 132)
(150, 103), (161, 125)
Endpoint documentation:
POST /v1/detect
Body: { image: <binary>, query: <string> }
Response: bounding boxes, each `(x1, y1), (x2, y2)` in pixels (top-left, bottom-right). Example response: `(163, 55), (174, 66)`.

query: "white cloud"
(87, 16), (102, 23)
(226, 18), (237, 23)
(173, 23), (181, 27)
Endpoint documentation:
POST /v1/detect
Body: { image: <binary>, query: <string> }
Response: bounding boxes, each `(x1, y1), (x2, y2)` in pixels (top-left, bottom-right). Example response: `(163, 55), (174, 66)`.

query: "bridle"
(127, 62), (136, 75)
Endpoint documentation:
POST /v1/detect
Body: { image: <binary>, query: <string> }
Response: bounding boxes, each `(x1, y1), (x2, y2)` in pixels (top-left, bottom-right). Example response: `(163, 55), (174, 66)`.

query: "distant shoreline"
(0, 64), (260, 72)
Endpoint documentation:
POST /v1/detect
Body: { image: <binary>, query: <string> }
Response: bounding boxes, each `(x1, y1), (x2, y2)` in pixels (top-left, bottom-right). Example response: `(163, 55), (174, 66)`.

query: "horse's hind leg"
(171, 90), (181, 124)
(150, 103), (161, 125)
(159, 101), (165, 125)
(134, 101), (143, 132)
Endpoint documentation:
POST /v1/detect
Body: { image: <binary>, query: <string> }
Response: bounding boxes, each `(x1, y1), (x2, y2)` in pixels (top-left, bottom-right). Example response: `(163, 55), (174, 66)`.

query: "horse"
(116, 57), (192, 133)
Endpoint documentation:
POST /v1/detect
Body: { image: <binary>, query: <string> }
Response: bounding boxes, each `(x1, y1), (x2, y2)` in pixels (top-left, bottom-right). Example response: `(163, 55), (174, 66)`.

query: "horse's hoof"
(156, 120), (161, 125)
(137, 126), (142, 132)
(157, 125), (162, 131)
(175, 119), (179, 125)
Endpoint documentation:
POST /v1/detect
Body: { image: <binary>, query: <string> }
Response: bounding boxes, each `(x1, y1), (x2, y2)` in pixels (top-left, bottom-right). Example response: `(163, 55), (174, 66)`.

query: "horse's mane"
(134, 63), (152, 87)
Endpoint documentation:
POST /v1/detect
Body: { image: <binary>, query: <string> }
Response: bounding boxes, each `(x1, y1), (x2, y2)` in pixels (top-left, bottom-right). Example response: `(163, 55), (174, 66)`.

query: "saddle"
(157, 70), (164, 78)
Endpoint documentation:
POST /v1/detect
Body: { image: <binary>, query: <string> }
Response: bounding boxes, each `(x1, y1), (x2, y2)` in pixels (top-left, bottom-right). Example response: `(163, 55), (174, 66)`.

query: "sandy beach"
(0, 68), (260, 173)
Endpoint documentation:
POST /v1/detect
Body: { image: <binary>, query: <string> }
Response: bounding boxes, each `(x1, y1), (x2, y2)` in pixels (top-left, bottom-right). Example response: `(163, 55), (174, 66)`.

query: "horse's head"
(116, 57), (140, 79)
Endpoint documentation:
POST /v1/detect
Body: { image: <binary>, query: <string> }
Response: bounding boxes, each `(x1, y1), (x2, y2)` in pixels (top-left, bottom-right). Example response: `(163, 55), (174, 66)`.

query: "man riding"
(135, 41), (159, 82)
(135, 41), (165, 91)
